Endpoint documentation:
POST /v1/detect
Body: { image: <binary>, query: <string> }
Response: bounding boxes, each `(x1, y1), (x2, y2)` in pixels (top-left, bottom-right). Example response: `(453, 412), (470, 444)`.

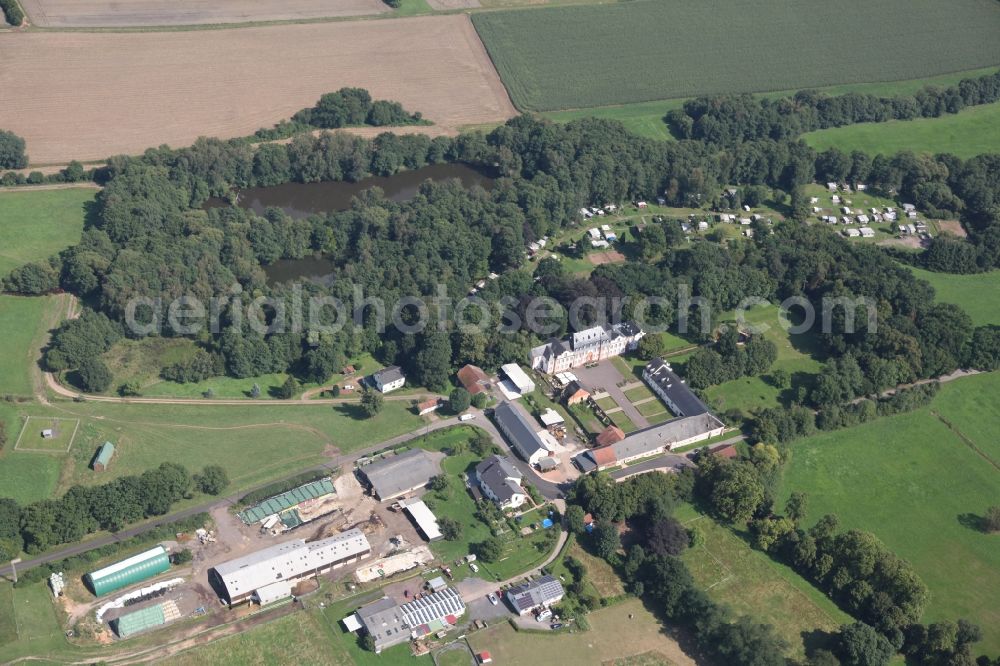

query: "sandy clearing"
(0, 15), (517, 165)
(18, 0), (388, 28)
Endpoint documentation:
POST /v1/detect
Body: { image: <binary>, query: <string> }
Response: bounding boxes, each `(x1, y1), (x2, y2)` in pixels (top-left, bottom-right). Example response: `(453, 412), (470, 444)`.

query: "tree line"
(666, 70), (1000, 146)
(0, 462), (228, 556)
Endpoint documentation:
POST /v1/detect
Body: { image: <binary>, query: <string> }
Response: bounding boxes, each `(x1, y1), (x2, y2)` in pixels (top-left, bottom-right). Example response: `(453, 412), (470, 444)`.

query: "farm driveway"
(0, 15), (516, 165)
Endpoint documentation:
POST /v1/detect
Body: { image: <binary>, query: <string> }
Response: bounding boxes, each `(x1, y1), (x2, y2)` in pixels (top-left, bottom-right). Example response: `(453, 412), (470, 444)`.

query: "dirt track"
(18, 0), (388, 27)
(0, 15), (517, 165)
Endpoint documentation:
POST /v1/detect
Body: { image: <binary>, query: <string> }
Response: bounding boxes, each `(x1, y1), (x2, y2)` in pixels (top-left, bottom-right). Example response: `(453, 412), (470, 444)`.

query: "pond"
(206, 162), (494, 220)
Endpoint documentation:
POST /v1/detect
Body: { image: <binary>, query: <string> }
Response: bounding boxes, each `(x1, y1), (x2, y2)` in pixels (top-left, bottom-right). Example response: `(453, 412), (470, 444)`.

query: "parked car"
(487, 593), (498, 605)
(550, 623), (563, 630)
(470, 563), (480, 573)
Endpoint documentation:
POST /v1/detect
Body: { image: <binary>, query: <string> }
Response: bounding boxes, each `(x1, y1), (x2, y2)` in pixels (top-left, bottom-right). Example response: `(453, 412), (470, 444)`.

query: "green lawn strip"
(803, 100), (1000, 159)
(473, 0), (1000, 111)
(0, 295), (52, 396)
(676, 505), (850, 659)
(595, 396), (617, 411)
(0, 582), (68, 663)
(634, 400), (667, 418)
(778, 388), (1000, 655)
(0, 188), (93, 277)
(906, 266), (1000, 327)
(610, 412), (637, 434)
(623, 385), (656, 403)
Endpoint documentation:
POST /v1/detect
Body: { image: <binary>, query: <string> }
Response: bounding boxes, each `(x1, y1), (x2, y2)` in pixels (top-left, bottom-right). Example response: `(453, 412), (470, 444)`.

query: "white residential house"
(475, 456), (528, 510)
(372, 366), (406, 393)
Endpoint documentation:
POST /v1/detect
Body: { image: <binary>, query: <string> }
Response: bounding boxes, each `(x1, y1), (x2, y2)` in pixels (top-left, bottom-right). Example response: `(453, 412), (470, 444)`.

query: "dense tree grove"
(253, 88), (425, 140)
(3, 462), (214, 553)
(0, 0), (24, 26)
(666, 70), (1000, 145)
(570, 472), (788, 665)
(0, 129), (28, 169)
(14, 114), (995, 395)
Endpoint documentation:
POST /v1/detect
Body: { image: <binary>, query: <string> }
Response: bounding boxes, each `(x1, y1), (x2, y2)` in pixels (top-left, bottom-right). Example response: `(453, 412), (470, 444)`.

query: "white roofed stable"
(500, 363), (536, 395)
(210, 529), (371, 605)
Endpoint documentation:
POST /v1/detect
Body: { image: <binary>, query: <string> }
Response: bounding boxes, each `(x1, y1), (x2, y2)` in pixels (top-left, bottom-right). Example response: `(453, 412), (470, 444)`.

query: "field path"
(0, 15), (516, 165)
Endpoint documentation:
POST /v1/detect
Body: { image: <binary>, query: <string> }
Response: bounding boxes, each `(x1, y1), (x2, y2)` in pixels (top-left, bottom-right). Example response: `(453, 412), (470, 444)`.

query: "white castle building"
(529, 322), (644, 374)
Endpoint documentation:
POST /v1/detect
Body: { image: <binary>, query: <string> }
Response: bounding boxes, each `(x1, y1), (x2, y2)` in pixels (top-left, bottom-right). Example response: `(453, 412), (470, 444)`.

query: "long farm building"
(85, 546), (171, 597)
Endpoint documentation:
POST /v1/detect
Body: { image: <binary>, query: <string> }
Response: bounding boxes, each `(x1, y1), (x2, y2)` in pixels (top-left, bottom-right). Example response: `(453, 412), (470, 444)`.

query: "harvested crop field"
(472, 0), (1000, 111)
(18, 0), (388, 28)
(0, 15), (516, 165)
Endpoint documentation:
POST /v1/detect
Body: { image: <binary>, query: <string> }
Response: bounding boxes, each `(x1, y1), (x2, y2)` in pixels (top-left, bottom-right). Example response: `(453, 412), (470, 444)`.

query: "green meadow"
(908, 266), (1000, 327)
(803, 101), (1000, 159)
(0, 188), (94, 277)
(779, 372), (1000, 655)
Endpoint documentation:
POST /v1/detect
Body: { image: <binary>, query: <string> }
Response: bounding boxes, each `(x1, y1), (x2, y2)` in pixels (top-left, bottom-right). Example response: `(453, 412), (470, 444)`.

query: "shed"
(360, 449), (440, 501)
(252, 580), (292, 606)
(400, 499), (442, 541)
(427, 576), (448, 592)
(91, 442), (115, 472)
(85, 546), (170, 597)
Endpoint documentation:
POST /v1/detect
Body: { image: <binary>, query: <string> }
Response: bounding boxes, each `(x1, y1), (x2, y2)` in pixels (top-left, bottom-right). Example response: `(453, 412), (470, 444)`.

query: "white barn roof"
(213, 529), (369, 600)
(400, 499), (442, 541)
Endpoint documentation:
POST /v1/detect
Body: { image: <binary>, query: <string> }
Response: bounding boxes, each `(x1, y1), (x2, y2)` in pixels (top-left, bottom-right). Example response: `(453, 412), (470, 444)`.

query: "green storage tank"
(85, 546), (170, 596)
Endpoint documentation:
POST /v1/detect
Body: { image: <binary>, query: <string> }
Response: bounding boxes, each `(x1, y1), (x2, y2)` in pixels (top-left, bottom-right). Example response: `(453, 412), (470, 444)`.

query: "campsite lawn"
(803, 100), (1000, 159)
(0, 188), (93, 277)
(907, 266), (1000, 327)
(778, 373), (1000, 655)
(676, 505), (850, 659)
(473, 0), (1000, 111)
(0, 295), (53, 397)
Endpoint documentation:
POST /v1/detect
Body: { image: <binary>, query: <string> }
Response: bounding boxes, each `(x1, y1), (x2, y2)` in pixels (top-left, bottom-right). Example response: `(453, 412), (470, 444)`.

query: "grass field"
(0, 295), (54, 397)
(164, 610), (347, 666)
(0, 582), (66, 663)
(0, 188), (93, 277)
(468, 598), (693, 665)
(13, 416), (79, 452)
(907, 266), (1000, 327)
(473, 0), (1000, 111)
(676, 505), (850, 659)
(0, 398), (423, 507)
(778, 373), (1000, 655)
(803, 100), (1000, 159)
(0, 451), (61, 505)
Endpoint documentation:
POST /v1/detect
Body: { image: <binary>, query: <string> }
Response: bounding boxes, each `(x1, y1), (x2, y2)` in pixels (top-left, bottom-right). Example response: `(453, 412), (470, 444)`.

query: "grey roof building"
(209, 529), (371, 605)
(360, 448), (441, 501)
(643, 358), (710, 417)
(475, 455), (527, 509)
(505, 575), (565, 615)
(492, 402), (548, 465)
(356, 596), (410, 653)
(399, 586), (466, 636)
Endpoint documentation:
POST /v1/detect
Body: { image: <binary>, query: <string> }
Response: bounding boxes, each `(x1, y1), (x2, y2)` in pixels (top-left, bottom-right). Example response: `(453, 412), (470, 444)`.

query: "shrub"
(77, 358), (113, 393)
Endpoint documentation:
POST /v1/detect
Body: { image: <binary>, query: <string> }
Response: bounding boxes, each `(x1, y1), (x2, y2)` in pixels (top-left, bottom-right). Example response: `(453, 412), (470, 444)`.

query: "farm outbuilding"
(91, 442), (115, 471)
(85, 546), (170, 597)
